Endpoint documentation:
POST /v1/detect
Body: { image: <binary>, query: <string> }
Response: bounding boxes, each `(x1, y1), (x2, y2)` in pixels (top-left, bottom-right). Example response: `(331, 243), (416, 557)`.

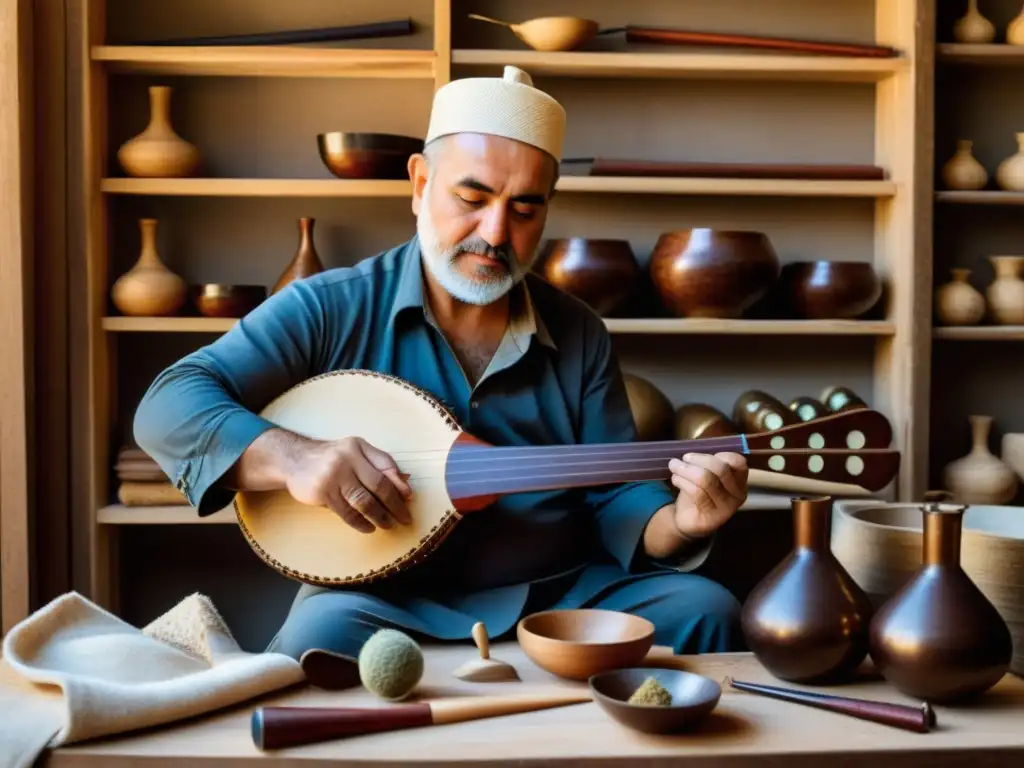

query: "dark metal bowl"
(192, 284), (267, 318)
(316, 132), (424, 180)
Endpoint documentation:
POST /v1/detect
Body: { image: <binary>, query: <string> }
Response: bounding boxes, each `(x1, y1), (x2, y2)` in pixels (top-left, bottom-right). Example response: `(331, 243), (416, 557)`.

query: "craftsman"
(133, 65), (750, 687)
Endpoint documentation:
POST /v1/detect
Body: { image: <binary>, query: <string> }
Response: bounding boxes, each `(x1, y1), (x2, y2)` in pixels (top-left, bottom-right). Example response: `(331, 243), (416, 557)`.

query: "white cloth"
(426, 65), (566, 160)
(0, 591), (304, 768)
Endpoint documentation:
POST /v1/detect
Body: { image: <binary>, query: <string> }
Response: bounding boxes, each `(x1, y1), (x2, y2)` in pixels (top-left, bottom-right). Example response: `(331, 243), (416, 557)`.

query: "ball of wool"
(357, 629), (424, 701)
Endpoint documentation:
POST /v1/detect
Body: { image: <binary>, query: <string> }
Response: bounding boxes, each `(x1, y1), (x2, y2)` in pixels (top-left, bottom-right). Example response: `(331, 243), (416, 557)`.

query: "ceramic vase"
(943, 415), (1019, 504)
(996, 133), (1024, 191)
(741, 496), (874, 684)
(273, 217), (325, 294)
(868, 492), (1013, 703)
(935, 268), (986, 325)
(953, 0), (996, 43)
(111, 218), (188, 317)
(1000, 433), (1024, 481)
(1008, 4), (1024, 45)
(117, 86), (201, 178)
(941, 140), (988, 190)
(985, 255), (1024, 324)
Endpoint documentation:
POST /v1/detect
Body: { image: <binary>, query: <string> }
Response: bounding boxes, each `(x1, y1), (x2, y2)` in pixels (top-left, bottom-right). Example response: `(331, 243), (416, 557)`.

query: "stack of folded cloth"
(114, 444), (188, 506)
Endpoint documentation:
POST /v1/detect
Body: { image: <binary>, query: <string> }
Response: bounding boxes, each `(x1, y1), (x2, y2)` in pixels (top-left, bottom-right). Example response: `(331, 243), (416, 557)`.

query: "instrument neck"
(445, 434), (748, 511)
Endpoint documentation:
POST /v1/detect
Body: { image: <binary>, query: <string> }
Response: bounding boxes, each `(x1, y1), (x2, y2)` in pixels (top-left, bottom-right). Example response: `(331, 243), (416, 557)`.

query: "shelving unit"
(929, 1), (1024, 496)
(74, 0), (934, 643)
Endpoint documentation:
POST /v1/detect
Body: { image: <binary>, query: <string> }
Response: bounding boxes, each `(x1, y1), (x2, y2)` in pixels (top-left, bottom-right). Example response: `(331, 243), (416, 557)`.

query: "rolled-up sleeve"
(577, 315), (713, 574)
(132, 279), (333, 515)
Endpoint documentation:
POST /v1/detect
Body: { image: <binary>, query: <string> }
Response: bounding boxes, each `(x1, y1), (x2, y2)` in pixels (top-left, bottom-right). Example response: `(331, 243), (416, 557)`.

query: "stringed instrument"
(233, 369), (899, 587)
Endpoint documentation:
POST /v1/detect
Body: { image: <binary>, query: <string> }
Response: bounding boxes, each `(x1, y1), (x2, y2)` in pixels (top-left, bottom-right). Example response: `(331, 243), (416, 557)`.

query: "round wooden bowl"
(533, 238), (639, 316)
(317, 132), (423, 180)
(517, 609), (655, 681)
(831, 499), (1024, 677)
(191, 284), (267, 318)
(589, 667), (721, 734)
(776, 260), (882, 319)
(512, 16), (600, 52)
(648, 229), (781, 318)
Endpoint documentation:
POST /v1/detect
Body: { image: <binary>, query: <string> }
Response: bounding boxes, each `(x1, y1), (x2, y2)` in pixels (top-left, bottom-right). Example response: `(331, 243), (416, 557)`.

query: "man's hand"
(668, 452), (748, 539)
(284, 436), (413, 534)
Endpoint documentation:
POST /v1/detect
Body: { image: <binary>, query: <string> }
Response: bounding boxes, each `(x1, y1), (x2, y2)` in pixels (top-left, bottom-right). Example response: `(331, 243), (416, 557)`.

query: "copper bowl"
(192, 284), (266, 318)
(648, 229), (781, 318)
(533, 238), (639, 316)
(317, 132), (423, 180)
(589, 667), (722, 734)
(776, 260), (882, 319)
(517, 609), (655, 681)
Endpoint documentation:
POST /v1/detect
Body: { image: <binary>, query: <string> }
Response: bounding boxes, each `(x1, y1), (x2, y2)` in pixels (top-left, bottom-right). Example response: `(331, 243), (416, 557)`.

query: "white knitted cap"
(425, 66), (566, 161)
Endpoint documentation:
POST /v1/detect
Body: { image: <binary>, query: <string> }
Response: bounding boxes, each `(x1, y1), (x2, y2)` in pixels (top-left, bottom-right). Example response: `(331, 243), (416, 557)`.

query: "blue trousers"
(266, 570), (744, 661)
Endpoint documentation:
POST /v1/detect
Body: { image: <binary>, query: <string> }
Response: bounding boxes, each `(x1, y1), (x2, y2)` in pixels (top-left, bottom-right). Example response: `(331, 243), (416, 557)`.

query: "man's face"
(410, 132), (557, 306)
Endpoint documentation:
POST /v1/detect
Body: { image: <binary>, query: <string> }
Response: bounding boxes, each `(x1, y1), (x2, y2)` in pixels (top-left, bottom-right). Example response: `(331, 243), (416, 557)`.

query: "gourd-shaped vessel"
(868, 492), (1013, 703)
(996, 133), (1024, 191)
(741, 496), (874, 684)
(111, 218), (188, 317)
(1008, 4), (1024, 45)
(985, 255), (1024, 324)
(943, 414), (1018, 504)
(941, 140), (988, 190)
(273, 217), (325, 294)
(935, 268), (985, 325)
(117, 86), (201, 178)
(953, 0), (995, 43)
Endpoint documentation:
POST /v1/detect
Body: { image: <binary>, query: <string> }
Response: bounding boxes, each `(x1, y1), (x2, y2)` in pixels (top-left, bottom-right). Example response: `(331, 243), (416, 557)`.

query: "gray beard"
(416, 181), (538, 306)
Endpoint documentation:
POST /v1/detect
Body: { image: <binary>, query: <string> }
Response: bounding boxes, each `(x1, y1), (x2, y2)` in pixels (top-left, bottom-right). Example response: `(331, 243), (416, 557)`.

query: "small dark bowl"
(533, 238), (640, 316)
(589, 667), (722, 734)
(777, 260), (883, 319)
(192, 284), (267, 318)
(317, 132), (424, 180)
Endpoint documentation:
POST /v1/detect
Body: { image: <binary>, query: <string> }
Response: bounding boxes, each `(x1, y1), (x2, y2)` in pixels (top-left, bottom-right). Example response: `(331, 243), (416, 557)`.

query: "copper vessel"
(740, 496), (874, 684)
(532, 238), (639, 316)
(675, 403), (738, 440)
(274, 217), (325, 294)
(789, 396), (828, 422)
(868, 492), (1014, 702)
(776, 260), (882, 320)
(732, 389), (800, 433)
(820, 385), (867, 413)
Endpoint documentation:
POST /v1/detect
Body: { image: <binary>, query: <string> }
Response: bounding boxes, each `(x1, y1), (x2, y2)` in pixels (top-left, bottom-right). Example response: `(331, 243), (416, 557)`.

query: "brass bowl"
(317, 132), (423, 180)
(776, 260), (883, 319)
(589, 667), (722, 734)
(533, 238), (640, 316)
(191, 284), (266, 318)
(517, 609), (655, 681)
(648, 229), (781, 318)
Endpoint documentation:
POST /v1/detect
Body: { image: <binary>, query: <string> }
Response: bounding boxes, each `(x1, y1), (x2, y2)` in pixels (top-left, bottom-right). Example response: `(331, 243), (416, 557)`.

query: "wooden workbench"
(43, 644), (1024, 767)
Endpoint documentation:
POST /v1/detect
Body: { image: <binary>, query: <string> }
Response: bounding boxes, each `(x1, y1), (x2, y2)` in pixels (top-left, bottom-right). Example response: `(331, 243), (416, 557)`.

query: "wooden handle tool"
(452, 622), (520, 682)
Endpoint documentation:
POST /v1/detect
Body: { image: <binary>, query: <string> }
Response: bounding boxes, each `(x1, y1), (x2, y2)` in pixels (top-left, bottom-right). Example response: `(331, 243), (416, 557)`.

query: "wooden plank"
(0, 0), (34, 633)
(454, 49), (907, 82)
(936, 190), (1024, 205)
(934, 325), (1024, 340)
(937, 43), (1024, 64)
(100, 178), (414, 197)
(91, 45), (436, 78)
(432, 0), (450, 89)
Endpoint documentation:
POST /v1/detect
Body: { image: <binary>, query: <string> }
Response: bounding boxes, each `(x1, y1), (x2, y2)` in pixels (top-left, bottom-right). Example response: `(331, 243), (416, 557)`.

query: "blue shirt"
(134, 236), (697, 629)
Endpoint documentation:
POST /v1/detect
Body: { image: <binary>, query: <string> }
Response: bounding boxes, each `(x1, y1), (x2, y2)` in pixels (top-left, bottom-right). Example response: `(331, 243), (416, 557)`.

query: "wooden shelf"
(91, 45), (436, 78)
(935, 190), (1024, 206)
(937, 43), (1024, 65)
(98, 491), (802, 524)
(100, 176), (897, 199)
(452, 49), (905, 83)
(933, 326), (1024, 341)
(100, 178), (413, 197)
(102, 316), (896, 336)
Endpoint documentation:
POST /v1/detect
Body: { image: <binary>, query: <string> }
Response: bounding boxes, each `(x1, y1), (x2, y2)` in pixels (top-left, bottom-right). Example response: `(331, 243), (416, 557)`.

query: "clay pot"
(733, 390), (800, 433)
(985, 255), (1024, 324)
(110, 218), (188, 317)
(674, 403), (738, 440)
(789, 396), (828, 422)
(532, 239), (639, 316)
(996, 133), (1024, 191)
(117, 86), (201, 178)
(648, 229), (780, 319)
(935, 268), (986, 326)
(941, 140), (989, 191)
(274, 217), (325, 294)
(775, 260), (882, 320)
(868, 493), (1013, 702)
(624, 374), (675, 441)
(1009, 5), (1024, 45)
(819, 386), (867, 413)
(943, 415), (1019, 504)
(953, 0), (995, 43)
(1001, 433), (1024, 482)
(741, 496), (874, 684)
